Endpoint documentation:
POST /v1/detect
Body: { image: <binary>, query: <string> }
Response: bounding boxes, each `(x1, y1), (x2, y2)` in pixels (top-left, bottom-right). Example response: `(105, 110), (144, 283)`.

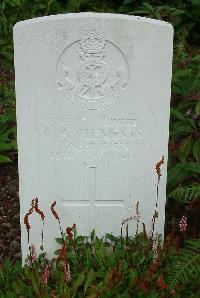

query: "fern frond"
(191, 0), (200, 7)
(185, 239), (200, 252)
(167, 239), (200, 288)
(168, 184), (200, 202)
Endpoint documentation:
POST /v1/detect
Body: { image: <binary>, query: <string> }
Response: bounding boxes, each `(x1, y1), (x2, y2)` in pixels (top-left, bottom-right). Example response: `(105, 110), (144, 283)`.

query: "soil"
(0, 162), (21, 262)
(0, 161), (199, 263)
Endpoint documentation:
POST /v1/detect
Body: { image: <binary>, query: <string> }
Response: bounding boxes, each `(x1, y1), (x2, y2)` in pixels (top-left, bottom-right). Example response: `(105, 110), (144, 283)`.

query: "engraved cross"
(61, 165), (125, 231)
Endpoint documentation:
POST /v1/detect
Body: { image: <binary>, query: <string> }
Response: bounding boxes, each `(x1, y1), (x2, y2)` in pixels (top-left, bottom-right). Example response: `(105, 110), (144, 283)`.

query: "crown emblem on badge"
(80, 31), (105, 54)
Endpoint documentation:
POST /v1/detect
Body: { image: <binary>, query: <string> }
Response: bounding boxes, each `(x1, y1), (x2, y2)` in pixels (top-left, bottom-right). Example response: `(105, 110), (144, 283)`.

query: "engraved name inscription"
(41, 117), (143, 164)
(56, 31), (129, 110)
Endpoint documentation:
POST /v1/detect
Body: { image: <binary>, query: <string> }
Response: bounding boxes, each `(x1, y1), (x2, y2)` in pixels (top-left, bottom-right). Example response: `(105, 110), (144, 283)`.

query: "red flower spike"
(155, 156), (164, 178)
(34, 197), (45, 221)
(24, 199), (35, 233)
(157, 273), (168, 289)
(66, 223), (76, 240)
(42, 264), (51, 285)
(50, 201), (60, 221)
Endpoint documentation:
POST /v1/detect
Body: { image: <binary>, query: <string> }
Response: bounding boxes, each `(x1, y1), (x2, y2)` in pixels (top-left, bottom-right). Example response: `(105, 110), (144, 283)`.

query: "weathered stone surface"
(14, 13), (173, 262)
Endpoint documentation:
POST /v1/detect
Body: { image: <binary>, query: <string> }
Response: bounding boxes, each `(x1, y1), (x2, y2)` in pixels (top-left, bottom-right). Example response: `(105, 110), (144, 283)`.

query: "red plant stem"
(151, 157), (165, 241)
(151, 181), (159, 240)
(135, 201), (140, 236)
(126, 224), (129, 239)
(120, 226), (123, 247)
(32, 263), (43, 298)
(34, 198), (45, 252)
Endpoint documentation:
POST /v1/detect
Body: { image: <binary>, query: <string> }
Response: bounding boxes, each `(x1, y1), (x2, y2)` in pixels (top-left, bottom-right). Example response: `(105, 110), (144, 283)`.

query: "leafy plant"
(167, 49), (200, 203)
(167, 162), (200, 192)
(168, 183), (200, 202)
(0, 214), (199, 297)
(0, 79), (16, 163)
(166, 238), (200, 289)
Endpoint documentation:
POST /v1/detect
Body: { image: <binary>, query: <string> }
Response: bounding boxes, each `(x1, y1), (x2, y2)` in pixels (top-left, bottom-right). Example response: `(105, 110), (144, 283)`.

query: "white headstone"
(14, 13), (173, 261)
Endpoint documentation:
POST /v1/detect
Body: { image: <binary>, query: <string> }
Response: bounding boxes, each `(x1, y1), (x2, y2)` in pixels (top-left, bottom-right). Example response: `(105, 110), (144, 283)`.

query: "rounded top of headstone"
(13, 12), (173, 31)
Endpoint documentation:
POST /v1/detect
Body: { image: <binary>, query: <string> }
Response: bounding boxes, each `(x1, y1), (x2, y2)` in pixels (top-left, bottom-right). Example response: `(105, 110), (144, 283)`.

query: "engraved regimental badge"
(56, 31), (128, 110)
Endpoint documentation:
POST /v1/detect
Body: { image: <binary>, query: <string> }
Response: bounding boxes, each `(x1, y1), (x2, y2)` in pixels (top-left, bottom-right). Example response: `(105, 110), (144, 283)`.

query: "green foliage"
(0, 79), (16, 163)
(166, 238), (200, 289)
(167, 162), (200, 192)
(2, 195), (199, 297)
(167, 45), (199, 202)
(193, 139), (200, 162)
(168, 183), (200, 202)
(0, 230), (199, 297)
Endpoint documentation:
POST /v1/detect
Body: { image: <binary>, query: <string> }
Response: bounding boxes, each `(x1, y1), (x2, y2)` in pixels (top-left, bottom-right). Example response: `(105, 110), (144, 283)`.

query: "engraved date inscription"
(40, 117), (143, 164)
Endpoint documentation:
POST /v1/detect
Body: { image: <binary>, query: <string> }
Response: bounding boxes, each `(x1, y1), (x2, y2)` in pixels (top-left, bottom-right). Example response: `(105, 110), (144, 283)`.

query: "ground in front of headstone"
(0, 163), (21, 262)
